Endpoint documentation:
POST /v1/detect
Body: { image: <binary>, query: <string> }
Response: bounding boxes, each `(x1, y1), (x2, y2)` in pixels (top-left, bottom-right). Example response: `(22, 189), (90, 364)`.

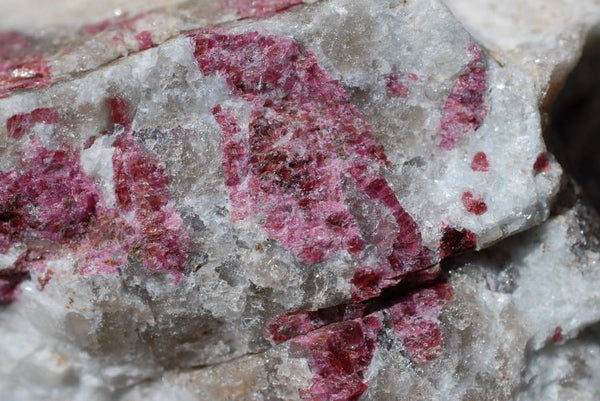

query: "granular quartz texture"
(192, 31), (432, 301)
(222, 0), (304, 18)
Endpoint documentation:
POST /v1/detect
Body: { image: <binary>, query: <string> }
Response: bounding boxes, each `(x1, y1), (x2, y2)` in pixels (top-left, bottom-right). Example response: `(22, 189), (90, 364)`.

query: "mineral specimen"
(0, 0), (598, 399)
(118, 199), (600, 401)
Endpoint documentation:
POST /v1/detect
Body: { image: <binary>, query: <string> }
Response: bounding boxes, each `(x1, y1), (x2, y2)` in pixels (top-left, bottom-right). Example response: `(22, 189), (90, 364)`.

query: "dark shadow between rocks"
(548, 26), (600, 213)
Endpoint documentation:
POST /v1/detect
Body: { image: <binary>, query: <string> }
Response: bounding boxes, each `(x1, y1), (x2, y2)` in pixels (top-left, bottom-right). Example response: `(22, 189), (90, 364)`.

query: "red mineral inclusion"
(265, 267), (453, 400)
(135, 31), (154, 51)
(550, 326), (563, 343)
(295, 315), (381, 401)
(112, 132), (189, 276)
(107, 96), (132, 128)
(266, 267), (449, 344)
(100, 97), (189, 277)
(0, 32), (51, 97)
(0, 136), (102, 302)
(438, 44), (488, 150)
(387, 282), (453, 362)
(0, 139), (100, 253)
(0, 101), (189, 301)
(6, 108), (59, 140)
(461, 191), (488, 216)
(222, 0), (302, 18)
(385, 74), (411, 98)
(439, 226), (477, 258)
(191, 32), (432, 303)
(471, 151), (489, 172)
(190, 31), (452, 400)
(533, 152), (551, 175)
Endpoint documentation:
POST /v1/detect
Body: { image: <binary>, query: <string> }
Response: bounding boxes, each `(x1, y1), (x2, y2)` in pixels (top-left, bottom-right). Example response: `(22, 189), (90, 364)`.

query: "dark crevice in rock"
(547, 26), (600, 213)
(265, 265), (447, 344)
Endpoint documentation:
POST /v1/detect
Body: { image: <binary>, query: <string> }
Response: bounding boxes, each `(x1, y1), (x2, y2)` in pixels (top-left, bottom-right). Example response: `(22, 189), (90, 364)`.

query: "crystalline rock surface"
(0, 0), (599, 400)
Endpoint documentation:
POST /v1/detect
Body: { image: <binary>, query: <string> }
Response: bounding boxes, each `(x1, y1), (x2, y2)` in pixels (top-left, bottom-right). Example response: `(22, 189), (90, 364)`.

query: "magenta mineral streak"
(112, 131), (190, 277)
(190, 31), (432, 295)
(0, 31), (52, 97)
(0, 100), (189, 302)
(295, 315), (381, 401)
(438, 44), (488, 150)
(190, 31), (454, 399)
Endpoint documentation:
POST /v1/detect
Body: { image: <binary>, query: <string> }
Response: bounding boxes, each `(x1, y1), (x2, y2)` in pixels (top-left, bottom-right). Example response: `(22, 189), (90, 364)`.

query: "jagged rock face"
(443, 0), (600, 90)
(0, 0), (597, 400)
(0, 0), (324, 98)
(115, 200), (600, 401)
(549, 27), (600, 212)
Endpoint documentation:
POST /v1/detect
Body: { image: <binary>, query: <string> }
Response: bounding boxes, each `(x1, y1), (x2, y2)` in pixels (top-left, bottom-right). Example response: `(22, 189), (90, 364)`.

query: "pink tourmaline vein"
(189, 31), (446, 400)
(438, 44), (488, 150)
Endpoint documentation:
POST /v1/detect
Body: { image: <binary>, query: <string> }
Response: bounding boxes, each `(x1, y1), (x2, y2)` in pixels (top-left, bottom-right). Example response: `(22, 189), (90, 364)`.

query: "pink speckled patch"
(387, 282), (453, 362)
(0, 101), (189, 299)
(438, 44), (488, 150)
(471, 151), (489, 172)
(461, 191), (488, 216)
(191, 32), (432, 301)
(0, 31), (51, 97)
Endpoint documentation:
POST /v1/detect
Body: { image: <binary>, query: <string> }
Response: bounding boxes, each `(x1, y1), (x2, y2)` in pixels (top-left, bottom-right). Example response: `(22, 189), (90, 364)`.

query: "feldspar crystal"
(0, 0), (599, 400)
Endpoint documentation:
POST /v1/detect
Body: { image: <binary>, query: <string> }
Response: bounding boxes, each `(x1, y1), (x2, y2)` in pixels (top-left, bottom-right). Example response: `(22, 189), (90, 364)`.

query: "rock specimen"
(0, 0), (598, 400)
(0, 0), (321, 99)
(118, 198), (600, 401)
